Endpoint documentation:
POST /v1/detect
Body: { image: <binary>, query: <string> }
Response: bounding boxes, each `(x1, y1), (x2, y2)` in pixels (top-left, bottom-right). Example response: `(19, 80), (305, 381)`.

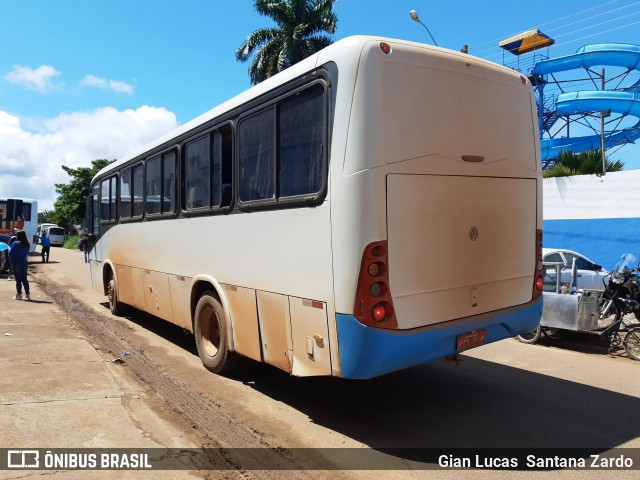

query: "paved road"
(6, 246), (640, 479)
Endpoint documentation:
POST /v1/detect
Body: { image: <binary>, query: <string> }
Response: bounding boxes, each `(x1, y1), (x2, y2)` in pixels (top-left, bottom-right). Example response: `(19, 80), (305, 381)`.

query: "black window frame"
(145, 147), (178, 220)
(119, 168), (133, 220)
(131, 162), (145, 220)
(100, 175), (118, 224)
(236, 79), (328, 213)
(182, 122), (234, 216)
(118, 162), (146, 223)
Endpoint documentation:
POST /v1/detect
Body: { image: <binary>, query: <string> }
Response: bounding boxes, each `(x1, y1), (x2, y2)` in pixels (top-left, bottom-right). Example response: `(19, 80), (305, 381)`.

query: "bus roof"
(94, 35), (521, 182)
(0, 198), (37, 203)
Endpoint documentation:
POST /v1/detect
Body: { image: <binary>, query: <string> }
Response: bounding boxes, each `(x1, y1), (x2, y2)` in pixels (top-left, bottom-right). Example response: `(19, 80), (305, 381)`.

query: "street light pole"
(600, 68), (607, 175)
(409, 10), (438, 46)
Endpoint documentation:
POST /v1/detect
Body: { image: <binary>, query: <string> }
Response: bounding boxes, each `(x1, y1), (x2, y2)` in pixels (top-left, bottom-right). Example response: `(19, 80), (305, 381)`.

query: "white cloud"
(81, 74), (134, 94)
(0, 106), (178, 210)
(4, 65), (61, 92)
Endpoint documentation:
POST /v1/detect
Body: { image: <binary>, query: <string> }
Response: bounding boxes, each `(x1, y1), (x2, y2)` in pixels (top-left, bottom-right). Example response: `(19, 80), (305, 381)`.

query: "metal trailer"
(517, 258), (602, 343)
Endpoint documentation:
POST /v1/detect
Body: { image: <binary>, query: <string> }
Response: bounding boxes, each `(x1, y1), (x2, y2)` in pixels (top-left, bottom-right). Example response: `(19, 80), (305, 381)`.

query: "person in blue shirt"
(9, 230), (30, 300)
(40, 231), (51, 263)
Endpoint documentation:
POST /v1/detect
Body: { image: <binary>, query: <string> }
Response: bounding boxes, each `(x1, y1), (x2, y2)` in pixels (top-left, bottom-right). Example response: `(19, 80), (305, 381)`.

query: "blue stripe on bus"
(336, 299), (543, 379)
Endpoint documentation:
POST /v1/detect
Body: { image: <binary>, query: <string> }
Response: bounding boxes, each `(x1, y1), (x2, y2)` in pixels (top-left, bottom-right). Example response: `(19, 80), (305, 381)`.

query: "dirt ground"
(31, 269), (341, 480)
(22, 248), (640, 480)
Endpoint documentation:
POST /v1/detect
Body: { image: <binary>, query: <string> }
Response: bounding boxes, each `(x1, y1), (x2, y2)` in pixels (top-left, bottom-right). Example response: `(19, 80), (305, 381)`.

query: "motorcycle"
(517, 252), (640, 361)
(597, 253), (640, 360)
(598, 253), (640, 328)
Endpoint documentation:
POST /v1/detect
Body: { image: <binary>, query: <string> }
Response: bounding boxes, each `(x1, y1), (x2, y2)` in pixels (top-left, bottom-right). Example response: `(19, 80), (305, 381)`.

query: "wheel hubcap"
(201, 306), (220, 357)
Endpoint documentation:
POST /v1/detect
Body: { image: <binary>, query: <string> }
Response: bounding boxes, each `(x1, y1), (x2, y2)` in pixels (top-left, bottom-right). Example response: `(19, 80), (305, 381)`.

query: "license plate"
(456, 329), (487, 351)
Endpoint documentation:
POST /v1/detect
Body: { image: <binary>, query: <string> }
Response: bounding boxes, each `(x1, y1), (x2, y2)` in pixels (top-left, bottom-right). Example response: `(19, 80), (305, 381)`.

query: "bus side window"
(221, 183), (232, 207)
(185, 136), (211, 210)
(132, 164), (144, 218)
(238, 108), (275, 203)
(279, 85), (324, 198)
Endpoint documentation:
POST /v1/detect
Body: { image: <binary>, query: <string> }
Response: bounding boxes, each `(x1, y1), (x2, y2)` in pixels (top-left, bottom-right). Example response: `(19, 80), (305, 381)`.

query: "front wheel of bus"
(107, 277), (128, 316)
(194, 291), (239, 374)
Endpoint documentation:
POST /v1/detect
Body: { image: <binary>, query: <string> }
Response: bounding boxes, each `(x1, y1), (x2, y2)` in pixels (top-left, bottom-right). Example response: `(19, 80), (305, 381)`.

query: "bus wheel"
(194, 291), (239, 373)
(107, 277), (127, 316)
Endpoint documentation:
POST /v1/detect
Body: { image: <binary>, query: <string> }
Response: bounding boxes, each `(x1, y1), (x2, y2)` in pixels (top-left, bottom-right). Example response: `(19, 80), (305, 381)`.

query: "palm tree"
(236, 0), (338, 85)
(543, 149), (624, 178)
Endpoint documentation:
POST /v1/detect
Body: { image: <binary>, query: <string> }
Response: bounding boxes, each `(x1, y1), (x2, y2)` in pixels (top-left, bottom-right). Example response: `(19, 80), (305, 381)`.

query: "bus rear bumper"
(335, 298), (542, 379)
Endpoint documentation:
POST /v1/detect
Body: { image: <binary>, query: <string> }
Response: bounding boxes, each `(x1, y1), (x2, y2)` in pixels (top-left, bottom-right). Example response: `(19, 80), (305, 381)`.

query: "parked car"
(0, 233), (11, 273)
(542, 248), (609, 291)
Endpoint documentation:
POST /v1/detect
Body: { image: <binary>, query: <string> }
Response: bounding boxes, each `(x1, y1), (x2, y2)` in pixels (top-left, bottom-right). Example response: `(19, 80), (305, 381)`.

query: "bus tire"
(107, 277), (128, 316)
(194, 291), (239, 374)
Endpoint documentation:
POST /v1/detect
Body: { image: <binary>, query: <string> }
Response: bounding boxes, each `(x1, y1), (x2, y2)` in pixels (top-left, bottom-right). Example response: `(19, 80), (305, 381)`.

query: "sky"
(0, 0), (639, 210)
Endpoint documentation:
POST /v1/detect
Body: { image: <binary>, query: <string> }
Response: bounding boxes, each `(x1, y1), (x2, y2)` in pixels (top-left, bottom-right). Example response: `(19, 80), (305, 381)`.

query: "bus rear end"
(329, 38), (543, 378)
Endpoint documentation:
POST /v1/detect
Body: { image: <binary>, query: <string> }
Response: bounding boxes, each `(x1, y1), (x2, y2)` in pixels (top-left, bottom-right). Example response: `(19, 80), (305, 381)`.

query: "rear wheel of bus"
(194, 291), (239, 373)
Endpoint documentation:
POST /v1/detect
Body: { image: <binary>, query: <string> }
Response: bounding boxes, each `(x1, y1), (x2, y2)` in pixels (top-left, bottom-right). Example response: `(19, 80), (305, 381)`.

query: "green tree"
(38, 210), (54, 224)
(236, 0), (338, 85)
(51, 159), (114, 233)
(543, 149), (624, 178)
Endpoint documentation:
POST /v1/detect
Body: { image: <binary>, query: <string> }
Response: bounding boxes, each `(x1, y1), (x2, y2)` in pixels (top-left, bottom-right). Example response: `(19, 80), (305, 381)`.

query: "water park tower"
(500, 30), (640, 168)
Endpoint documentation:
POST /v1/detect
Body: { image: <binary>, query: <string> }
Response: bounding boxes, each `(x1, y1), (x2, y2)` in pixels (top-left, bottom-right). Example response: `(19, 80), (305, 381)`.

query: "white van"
(36, 223), (57, 237)
(37, 224), (65, 247)
(44, 226), (65, 247)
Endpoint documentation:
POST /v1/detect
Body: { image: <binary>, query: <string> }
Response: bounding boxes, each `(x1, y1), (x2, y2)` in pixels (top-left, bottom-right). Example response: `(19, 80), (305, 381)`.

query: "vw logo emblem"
(469, 226), (479, 241)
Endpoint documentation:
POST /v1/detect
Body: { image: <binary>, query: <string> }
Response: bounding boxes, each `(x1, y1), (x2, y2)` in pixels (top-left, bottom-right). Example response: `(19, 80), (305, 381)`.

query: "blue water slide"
(532, 44), (640, 162)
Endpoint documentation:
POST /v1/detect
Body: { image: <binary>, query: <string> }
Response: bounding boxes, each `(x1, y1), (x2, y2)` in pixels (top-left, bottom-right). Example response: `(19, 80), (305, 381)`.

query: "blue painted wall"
(544, 218), (640, 270)
(544, 170), (640, 270)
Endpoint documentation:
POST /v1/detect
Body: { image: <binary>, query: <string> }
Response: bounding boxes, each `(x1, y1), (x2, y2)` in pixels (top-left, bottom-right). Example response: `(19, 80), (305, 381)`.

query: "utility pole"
(600, 68), (606, 175)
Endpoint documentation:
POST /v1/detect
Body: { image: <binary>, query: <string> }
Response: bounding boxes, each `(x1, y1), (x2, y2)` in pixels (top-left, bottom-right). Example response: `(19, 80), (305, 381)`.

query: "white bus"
(81, 36), (543, 379)
(0, 198), (38, 253)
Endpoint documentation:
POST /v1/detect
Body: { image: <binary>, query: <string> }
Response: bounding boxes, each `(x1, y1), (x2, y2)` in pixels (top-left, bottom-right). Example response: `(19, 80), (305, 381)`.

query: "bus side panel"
(256, 291), (291, 372)
(116, 264), (135, 307)
(130, 267), (146, 310)
(224, 285), (262, 362)
(143, 270), (174, 323)
(115, 265), (146, 310)
(289, 297), (331, 376)
(169, 274), (193, 331)
(90, 261), (103, 294)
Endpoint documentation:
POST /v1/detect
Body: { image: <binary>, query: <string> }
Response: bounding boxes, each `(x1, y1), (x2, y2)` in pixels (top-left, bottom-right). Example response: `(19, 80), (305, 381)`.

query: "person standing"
(40, 231), (51, 263)
(9, 230), (30, 300)
(79, 234), (90, 263)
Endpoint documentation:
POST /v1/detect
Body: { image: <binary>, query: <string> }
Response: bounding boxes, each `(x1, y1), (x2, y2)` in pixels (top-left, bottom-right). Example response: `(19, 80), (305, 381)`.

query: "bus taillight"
(379, 42), (391, 54)
(533, 229), (544, 300)
(354, 241), (398, 329)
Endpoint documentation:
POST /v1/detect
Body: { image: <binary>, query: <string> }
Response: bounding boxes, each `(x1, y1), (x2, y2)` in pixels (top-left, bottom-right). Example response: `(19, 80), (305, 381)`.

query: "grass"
(64, 236), (80, 249)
